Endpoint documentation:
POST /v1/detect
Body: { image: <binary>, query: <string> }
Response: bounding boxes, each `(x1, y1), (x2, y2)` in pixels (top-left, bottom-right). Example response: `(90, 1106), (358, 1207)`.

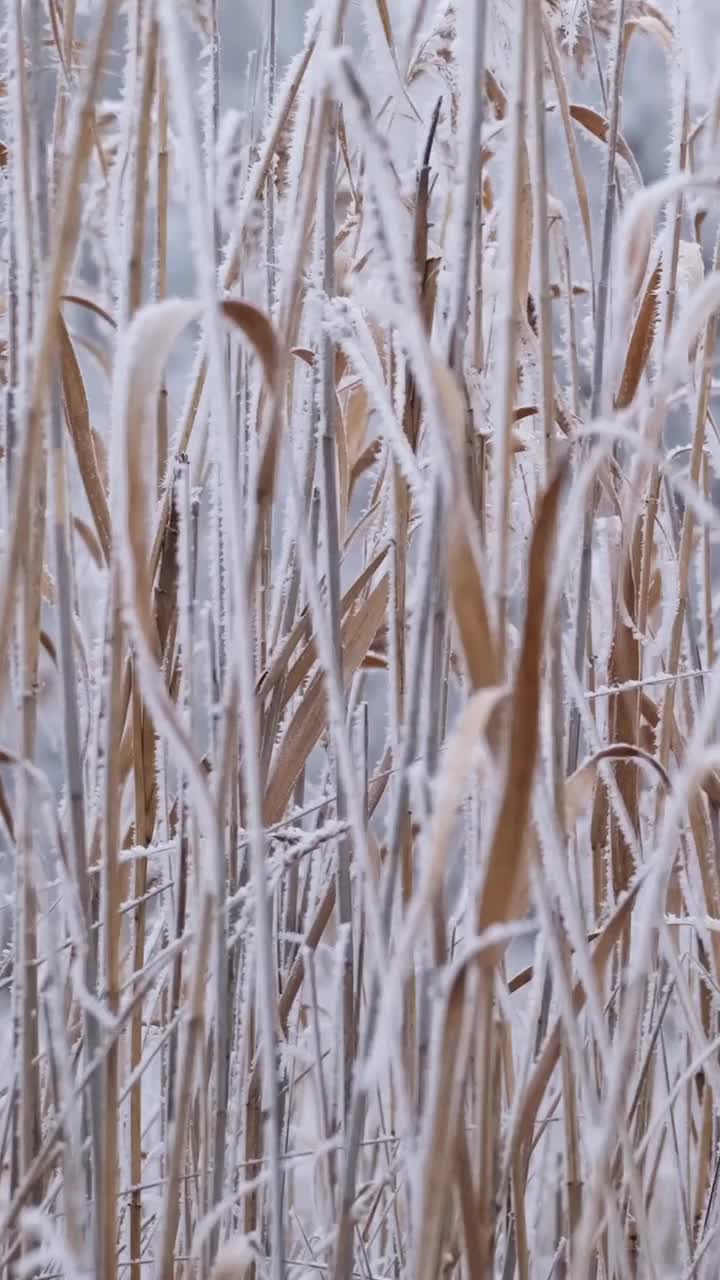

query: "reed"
(0, 1), (717, 1276)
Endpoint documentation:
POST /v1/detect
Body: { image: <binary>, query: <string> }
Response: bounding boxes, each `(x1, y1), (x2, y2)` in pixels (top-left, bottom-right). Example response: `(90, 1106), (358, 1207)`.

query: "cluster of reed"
(0, 0), (719, 1276)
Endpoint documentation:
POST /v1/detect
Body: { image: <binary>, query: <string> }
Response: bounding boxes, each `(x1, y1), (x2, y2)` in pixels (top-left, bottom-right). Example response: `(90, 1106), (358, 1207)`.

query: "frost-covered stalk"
(99, 574), (122, 1280)
(93, 5), (157, 1274)
(333, 480), (444, 1280)
(530, 0), (563, 810)
(8, 0), (42, 1251)
(210, 0), (221, 266)
(157, 5), (282, 1272)
(446, 0), (487, 371)
(163, 464), (194, 1134)
(56, 92), (114, 1280)
(317, 4), (355, 1131)
(122, 11), (160, 1274)
(635, 83), (689, 647)
(490, 0), (529, 654)
(155, 51), (170, 490)
(265, 0), (277, 308)
(567, 0), (626, 773)
(657, 230), (720, 768)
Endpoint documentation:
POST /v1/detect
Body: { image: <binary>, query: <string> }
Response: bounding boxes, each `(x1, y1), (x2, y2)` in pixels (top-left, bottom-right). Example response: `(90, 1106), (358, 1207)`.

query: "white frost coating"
(3, 0), (720, 1274)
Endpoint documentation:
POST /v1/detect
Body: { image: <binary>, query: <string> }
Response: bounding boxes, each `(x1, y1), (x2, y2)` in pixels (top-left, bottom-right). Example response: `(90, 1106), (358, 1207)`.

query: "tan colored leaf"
(361, 651), (387, 670)
(73, 516), (104, 569)
(221, 298), (281, 392)
(624, 13), (674, 55)
(264, 574), (390, 821)
(425, 687), (508, 907)
(92, 427), (109, 490)
(344, 384), (370, 469)
(62, 292), (117, 330)
(615, 257), (662, 408)
(373, 0), (394, 49)
(485, 69), (507, 119)
(259, 543), (389, 706)
(434, 357), (499, 690)
(570, 103), (644, 189)
(291, 346), (315, 367)
(543, 14), (595, 297)
(476, 466), (565, 941)
(565, 743), (671, 834)
(59, 313), (112, 563)
(448, 509), (498, 690)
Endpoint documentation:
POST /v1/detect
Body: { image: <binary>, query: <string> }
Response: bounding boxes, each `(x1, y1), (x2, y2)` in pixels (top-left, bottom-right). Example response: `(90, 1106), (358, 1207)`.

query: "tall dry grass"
(0, 0), (719, 1275)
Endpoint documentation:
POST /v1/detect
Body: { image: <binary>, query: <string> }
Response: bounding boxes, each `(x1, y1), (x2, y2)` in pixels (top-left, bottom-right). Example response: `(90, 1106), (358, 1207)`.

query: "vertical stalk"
(12, 0), (45, 1249)
(125, 10), (159, 1272)
(156, 54), (169, 491)
(446, 0), (487, 372)
(567, 0), (627, 774)
(491, 0), (529, 652)
(320, 71), (354, 1127)
(266, 0), (278, 309)
(530, 0), (564, 815)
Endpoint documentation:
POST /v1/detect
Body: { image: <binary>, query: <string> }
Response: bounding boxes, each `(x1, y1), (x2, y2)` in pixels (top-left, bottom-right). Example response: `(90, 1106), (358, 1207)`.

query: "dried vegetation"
(1, 0), (720, 1276)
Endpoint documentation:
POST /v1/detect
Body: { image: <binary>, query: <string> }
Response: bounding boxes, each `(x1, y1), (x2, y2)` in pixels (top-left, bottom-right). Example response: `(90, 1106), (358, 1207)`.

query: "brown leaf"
(476, 466), (566, 942)
(291, 346), (315, 367)
(543, 14), (595, 298)
(343, 384), (369, 470)
(615, 258), (662, 409)
(62, 292), (117, 330)
(221, 298), (281, 392)
(565, 743), (671, 834)
(434, 358), (499, 689)
(73, 516), (104, 569)
(623, 12), (674, 56)
(373, 0), (394, 49)
(448, 508), (498, 690)
(259, 544), (389, 707)
(264, 574), (390, 821)
(425, 687), (508, 907)
(223, 300), (284, 540)
(416, 965), (484, 1280)
(59, 314), (112, 563)
(361, 652), (387, 670)
(570, 103), (644, 189)
(40, 629), (58, 666)
(485, 69), (507, 119)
